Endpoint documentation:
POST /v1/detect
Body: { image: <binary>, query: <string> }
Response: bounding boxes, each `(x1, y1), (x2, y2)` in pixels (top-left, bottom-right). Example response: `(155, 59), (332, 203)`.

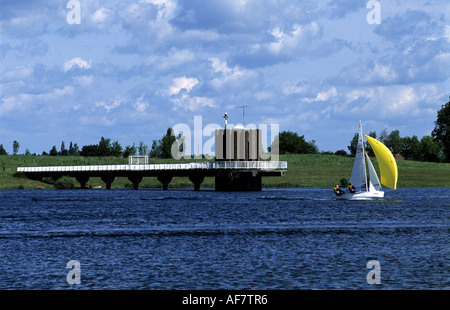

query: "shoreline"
(1, 154), (449, 189)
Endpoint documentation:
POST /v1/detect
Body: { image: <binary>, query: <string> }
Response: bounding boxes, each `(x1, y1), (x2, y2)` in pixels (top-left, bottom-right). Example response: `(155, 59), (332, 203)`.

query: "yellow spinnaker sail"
(364, 135), (398, 189)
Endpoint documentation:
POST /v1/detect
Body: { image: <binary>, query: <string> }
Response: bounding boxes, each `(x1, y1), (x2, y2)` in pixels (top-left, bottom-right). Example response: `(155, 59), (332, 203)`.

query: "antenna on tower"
(234, 105), (251, 126)
(223, 112), (229, 129)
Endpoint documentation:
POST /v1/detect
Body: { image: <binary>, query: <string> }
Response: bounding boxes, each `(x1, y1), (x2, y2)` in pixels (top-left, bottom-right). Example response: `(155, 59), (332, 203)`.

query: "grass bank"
(263, 154), (450, 188)
(1, 154), (449, 189)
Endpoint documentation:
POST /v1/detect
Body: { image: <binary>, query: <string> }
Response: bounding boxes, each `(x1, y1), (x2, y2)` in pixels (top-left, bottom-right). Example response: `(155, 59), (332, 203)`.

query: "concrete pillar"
(76, 176), (90, 189)
(215, 172), (262, 191)
(101, 176), (116, 190)
(128, 176), (143, 190)
(157, 175), (173, 190)
(188, 175), (205, 191)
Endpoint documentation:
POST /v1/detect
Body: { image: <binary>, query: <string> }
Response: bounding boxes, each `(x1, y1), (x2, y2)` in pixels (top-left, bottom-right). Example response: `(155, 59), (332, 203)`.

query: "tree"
(138, 141), (148, 156)
(110, 141), (123, 156)
(160, 128), (177, 158)
(60, 141), (68, 156)
(432, 99), (450, 161)
(277, 130), (318, 154)
(149, 140), (161, 158)
(348, 131), (376, 156)
(97, 137), (112, 156)
(0, 144), (7, 155)
(123, 144), (137, 158)
(364, 131), (377, 157)
(420, 135), (444, 162)
(13, 140), (20, 155)
(401, 135), (421, 160)
(148, 128), (184, 159)
(348, 132), (358, 156)
(68, 142), (79, 155)
(385, 129), (402, 154)
(49, 145), (58, 156)
(80, 144), (99, 157)
(334, 149), (348, 156)
(378, 129), (389, 145)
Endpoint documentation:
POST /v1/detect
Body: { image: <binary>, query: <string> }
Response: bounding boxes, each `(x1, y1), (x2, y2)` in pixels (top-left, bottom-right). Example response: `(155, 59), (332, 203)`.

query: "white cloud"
(304, 87), (337, 103)
(145, 49), (195, 71)
(0, 86), (74, 115)
(267, 22), (321, 55)
(134, 93), (149, 112)
(444, 25), (450, 42)
(282, 80), (311, 96)
(343, 86), (421, 119)
(208, 57), (256, 90)
(95, 95), (125, 112)
(1, 0), (448, 153)
(169, 76), (199, 96)
(1, 66), (34, 82)
(73, 75), (94, 87)
(118, 0), (177, 37)
(171, 95), (215, 111)
(63, 57), (91, 72)
(167, 75), (215, 111)
(91, 7), (115, 29)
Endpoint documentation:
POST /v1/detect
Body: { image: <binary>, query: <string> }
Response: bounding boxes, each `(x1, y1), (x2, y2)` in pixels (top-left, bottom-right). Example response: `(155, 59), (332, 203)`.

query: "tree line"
(347, 128), (445, 162)
(273, 98), (450, 163)
(1, 98), (449, 162)
(0, 128), (181, 159)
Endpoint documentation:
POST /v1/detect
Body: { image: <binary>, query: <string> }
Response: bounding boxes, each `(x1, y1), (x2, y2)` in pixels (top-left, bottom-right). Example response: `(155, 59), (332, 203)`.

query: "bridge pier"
(76, 176), (90, 189)
(128, 176), (143, 190)
(157, 175), (173, 190)
(18, 161), (286, 192)
(101, 176), (116, 190)
(189, 175), (205, 191)
(215, 172), (262, 191)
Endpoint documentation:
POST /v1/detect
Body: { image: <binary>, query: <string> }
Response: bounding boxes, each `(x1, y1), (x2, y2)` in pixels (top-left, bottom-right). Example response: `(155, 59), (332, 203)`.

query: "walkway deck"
(17, 161), (287, 191)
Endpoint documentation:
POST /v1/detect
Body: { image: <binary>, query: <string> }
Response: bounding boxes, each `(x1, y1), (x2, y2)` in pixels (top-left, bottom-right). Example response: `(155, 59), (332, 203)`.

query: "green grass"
(1, 154), (449, 189)
(264, 154), (450, 188)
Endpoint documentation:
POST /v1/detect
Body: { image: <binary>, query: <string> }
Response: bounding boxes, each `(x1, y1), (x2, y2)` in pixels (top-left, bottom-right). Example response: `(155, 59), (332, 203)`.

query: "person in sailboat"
(349, 182), (356, 194)
(334, 185), (345, 196)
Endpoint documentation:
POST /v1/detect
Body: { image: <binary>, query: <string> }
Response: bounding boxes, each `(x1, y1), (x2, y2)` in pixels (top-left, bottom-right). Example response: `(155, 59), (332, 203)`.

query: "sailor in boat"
(348, 182), (356, 194)
(334, 185), (345, 196)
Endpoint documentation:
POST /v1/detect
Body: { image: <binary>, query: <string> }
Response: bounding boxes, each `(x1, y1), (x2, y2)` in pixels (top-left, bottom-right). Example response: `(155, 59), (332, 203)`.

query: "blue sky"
(1, 0), (449, 155)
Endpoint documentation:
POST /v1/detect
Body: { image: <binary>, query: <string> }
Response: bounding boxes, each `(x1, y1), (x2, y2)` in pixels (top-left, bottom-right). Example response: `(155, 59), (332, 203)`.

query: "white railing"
(17, 161), (287, 173)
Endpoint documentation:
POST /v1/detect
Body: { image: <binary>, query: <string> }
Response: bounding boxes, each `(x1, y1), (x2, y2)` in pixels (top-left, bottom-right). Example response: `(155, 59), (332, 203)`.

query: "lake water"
(0, 187), (448, 290)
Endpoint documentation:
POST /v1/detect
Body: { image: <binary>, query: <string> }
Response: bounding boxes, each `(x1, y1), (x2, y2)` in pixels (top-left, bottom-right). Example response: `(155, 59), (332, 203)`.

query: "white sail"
(335, 121), (393, 200)
(366, 154), (382, 191)
(349, 123), (367, 190)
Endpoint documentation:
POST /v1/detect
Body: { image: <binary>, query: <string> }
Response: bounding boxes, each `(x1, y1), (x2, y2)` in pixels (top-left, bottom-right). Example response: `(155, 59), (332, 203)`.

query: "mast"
(359, 121), (368, 192)
(235, 105), (250, 126)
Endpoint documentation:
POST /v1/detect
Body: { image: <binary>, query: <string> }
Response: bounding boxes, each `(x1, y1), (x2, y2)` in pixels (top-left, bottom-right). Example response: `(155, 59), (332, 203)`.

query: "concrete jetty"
(17, 160), (287, 191)
(17, 126), (287, 191)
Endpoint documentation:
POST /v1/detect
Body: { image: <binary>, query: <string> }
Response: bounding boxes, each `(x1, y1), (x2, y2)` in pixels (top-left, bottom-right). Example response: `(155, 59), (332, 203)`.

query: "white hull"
(334, 190), (384, 200)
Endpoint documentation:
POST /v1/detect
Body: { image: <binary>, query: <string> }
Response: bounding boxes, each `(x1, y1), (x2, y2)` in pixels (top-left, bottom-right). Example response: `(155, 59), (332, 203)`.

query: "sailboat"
(335, 121), (398, 200)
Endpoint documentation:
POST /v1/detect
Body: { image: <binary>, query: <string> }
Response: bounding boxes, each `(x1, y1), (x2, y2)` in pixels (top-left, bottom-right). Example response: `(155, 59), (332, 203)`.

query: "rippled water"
(0, 187), (448, 289)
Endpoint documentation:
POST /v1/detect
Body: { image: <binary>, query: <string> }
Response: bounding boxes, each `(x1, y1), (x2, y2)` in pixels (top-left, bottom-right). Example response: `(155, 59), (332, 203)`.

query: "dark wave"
(1, 224), (446, 239)
(258, 196), (330, 201)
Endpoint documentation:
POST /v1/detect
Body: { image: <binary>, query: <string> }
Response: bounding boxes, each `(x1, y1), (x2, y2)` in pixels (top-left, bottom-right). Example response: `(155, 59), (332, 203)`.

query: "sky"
(0, 0), (449, 155)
